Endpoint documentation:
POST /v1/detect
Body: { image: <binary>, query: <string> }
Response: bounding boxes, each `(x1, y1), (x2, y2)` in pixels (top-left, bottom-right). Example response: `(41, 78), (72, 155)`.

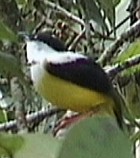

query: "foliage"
(116, 40), (140, 63)
(0, 134), (24, 157)
(115, 40), (140, 75)
(0, 0), (139, 157)
(58, 116), (133, 158)
(0, 21), (17, 42)
(15, 134), (62, 158)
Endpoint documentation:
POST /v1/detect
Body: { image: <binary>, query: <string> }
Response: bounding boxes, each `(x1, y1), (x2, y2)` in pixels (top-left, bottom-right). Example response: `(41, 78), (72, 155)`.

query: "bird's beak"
(18, 32), (31, 41)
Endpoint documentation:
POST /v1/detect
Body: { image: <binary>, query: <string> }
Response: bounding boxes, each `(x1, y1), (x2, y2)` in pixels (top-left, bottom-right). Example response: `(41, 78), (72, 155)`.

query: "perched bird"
(24, 33), (124, 128)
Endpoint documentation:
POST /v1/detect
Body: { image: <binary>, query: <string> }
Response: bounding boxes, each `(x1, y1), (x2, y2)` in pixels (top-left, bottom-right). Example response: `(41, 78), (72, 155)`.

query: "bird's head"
(21, 32), (67, 63)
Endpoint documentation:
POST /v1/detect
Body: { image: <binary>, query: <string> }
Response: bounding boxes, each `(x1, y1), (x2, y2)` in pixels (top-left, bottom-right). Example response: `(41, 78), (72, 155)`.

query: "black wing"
(45, 58), (112, 94)
(46, 58), (124, 129)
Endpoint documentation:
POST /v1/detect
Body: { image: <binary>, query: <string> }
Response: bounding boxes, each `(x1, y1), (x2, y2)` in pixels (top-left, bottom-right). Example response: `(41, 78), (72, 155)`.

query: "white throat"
(26, 40), (87, 65)
(25, 40), (87, 90)
(26, 40), (56, 64)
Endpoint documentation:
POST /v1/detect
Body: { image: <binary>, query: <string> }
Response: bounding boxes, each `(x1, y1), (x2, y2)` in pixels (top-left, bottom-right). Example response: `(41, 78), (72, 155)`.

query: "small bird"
(24, 32), (124, 128)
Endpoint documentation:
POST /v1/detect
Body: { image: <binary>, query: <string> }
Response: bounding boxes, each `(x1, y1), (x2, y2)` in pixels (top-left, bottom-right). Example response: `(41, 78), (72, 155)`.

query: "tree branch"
(106, 54), (140, 79)
(2, 53), (140, 132)
(0, 108), (62, 132)
(68, 28), (86, 50)
(109, 5), (140, 35)
(98, 19), (140, 66)
(42, 0), (85, 26)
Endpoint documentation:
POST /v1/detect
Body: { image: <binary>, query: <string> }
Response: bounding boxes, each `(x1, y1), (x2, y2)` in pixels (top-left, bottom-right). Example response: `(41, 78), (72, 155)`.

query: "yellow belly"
(35, 71), (114, 113)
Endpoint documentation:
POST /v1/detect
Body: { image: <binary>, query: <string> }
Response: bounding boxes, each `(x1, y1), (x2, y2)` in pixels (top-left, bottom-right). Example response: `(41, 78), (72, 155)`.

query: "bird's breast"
(30, 64), (46, 89)
(30, 65), (114, 113)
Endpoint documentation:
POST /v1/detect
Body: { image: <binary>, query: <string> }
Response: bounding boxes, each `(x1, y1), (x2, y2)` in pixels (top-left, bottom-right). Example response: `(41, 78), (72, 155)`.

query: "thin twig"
(98, 19), (140, 66)
(32, 17), (46, 34)
(42, 0), (85, 26)
(0, 108), (62, 132)
(1, 55), (140, 132)
(106, 54), (140, 79)
(68, 28), (86, 50)
(109, 5), (140, 35)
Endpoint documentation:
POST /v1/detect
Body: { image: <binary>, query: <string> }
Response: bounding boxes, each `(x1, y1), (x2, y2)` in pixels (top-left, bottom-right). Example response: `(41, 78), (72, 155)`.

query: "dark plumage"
(46, 58), (112, 95)
(29, 33), (67, 51)
(26, 32), (124, 129)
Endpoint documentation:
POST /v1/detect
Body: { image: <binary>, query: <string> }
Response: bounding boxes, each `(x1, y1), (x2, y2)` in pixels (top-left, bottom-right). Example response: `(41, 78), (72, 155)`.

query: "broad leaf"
(0, 52), (23, 78)
(0, 134), (24, 157)
(116, 40), (140, 63)
(0, 21), (17, 42)
(15, 134), (62, 158)
(58, 116), (133, 158)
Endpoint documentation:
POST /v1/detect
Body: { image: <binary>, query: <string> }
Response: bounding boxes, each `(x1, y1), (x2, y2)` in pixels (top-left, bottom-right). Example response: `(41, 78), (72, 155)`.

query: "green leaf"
(124, 80), (140, 119)
(58, 116), (133, 158)
(0, 52), (23, 77)
(0, 134), (24, 157)
(15, 134), (62, 158)
(77, 0), (108, 31)
(0, 21), (17, 42)
(116, 40), (140, 63)
(113, 40), (140, 76)
(0, 110), (8, 123)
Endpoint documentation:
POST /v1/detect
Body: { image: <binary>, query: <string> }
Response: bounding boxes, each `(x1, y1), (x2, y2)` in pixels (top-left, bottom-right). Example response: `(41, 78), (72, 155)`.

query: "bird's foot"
(53, 111), (93, 137)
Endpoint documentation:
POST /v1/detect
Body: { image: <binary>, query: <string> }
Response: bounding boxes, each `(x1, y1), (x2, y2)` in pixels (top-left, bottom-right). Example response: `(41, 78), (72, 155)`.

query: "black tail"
(111, 87), (140, 131)
(110, 88), (125, 130)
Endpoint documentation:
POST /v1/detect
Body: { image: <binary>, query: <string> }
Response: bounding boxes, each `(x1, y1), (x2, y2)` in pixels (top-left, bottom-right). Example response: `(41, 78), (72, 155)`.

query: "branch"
(106, 54), (140, 79)
(98, 19), (140, 66)
(109, 5), (140, 35)
(68, 28), (86, 50)
(42, 0), (85, 26)
(0, 108), (62, 132)
(2, 56), (140, 132)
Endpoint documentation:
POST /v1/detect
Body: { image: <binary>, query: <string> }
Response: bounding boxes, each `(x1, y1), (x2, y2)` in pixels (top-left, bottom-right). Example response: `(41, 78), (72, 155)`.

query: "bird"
(24, 32), (124, 129)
